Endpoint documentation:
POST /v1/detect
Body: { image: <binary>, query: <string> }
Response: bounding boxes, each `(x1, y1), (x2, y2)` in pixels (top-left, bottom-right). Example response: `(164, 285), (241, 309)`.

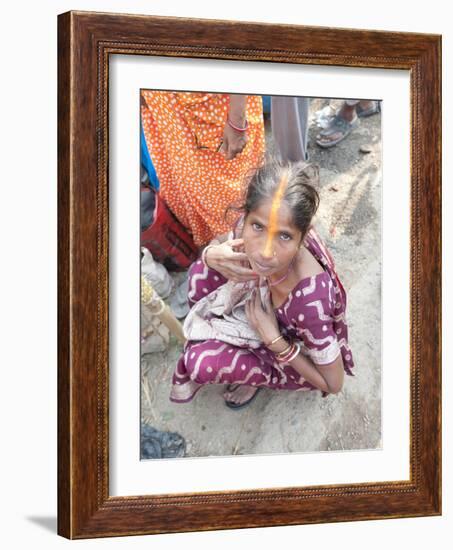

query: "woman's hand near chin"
(204, 238), (258, 283)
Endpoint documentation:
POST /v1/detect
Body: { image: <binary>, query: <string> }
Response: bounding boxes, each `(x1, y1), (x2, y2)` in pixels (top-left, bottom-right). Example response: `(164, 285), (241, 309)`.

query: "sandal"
(316, 115), (360, 149)
(224, 385), (261, 410)
(356, 100), (380, 118)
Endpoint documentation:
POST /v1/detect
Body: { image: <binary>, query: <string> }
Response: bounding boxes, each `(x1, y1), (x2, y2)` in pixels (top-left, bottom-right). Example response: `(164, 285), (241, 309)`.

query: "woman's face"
(242, 198), (303, 279)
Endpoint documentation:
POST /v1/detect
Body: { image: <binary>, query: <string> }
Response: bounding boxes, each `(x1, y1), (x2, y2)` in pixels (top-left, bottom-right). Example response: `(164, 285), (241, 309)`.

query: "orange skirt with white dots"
(141, 91), (265, 247)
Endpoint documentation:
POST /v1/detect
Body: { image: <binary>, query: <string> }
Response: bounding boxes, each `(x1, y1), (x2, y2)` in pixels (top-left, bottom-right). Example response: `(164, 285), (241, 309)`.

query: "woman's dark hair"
(226, 157), (320, 239)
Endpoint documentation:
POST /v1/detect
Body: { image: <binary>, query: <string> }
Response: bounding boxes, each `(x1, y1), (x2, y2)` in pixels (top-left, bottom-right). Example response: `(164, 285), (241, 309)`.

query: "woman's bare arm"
(246, 290), (345, 394)
(219, 95), (248, 160)
(267, 338), (344, 394)
(285, 351), (344, 394)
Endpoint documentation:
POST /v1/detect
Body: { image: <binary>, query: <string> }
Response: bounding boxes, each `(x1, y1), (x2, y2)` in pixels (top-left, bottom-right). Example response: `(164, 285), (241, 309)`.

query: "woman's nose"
(260, 235), (272, 257)
(259, 246), (275, 261)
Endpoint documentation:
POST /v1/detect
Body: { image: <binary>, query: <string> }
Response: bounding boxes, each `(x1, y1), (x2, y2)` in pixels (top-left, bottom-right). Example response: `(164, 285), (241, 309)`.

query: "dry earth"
(141, 97), (382, 459)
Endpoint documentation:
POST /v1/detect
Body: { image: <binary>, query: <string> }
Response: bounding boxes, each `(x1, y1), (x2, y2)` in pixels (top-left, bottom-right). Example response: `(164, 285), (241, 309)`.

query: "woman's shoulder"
(291, 270), (332, 304)
(295, 246), (325, 281)
(303, 226), (337, 270)
(285, 249), (335, 311)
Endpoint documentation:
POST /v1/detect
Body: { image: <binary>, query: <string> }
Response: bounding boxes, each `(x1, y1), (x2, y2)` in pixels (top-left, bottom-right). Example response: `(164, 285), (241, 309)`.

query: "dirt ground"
(141, 98), (382, 458)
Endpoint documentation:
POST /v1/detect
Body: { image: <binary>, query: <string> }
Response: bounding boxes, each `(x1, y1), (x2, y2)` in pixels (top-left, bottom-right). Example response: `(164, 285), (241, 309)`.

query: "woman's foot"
(223, 384), (260, 409)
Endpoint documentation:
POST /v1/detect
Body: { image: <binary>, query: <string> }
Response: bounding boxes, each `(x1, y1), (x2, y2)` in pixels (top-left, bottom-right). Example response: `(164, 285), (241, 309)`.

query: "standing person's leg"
(316, 99), (379, 148)
(271, 96), (310, 162)
(316, 99), (360, 148)
(341, 99), (361, 118)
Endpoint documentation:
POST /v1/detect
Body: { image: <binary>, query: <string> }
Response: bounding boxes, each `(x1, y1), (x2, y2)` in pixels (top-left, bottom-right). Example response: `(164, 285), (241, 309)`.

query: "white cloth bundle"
(183, 279), (266, 348)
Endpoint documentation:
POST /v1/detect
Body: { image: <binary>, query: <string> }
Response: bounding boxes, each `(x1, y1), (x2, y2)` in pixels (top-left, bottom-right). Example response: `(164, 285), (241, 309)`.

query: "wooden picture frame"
(57, 10), (441, 539)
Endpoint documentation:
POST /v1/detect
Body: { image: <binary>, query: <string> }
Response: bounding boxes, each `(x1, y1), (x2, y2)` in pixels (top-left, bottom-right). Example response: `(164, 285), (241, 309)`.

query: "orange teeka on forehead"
(263, 170), (289, 257)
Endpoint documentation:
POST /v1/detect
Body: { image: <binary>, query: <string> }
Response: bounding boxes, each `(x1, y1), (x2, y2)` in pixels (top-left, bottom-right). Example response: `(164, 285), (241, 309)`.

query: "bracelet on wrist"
(265, 334), (284, 347)
(284, 342), (301, 363)
(275, 342), (294, 362)
(201, 244), (215, 268)
(227, 117), (248, 132)
(275, 341), (301, 363)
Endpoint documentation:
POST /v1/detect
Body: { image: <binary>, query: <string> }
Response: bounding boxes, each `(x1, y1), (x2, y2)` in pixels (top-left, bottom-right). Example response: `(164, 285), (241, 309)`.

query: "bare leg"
(316, 99), (379, 148)
(357, 99), (377, 112)
(315, 101), (358, 147)
(336, 101), (357, 122)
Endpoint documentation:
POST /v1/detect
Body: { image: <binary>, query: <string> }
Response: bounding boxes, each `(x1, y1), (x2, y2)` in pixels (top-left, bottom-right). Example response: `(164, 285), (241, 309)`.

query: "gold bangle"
(266, 334), (284, 347)
(275, 343), (292, 358)
(276, 342), (298, 363)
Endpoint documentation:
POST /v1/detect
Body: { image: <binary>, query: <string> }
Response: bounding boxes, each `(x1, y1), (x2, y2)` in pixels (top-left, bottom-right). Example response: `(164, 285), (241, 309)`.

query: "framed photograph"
(58, 10), (441, 539)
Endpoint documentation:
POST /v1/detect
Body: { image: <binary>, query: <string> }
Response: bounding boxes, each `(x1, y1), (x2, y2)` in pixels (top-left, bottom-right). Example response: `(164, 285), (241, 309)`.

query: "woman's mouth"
(252, 259), (275, 273)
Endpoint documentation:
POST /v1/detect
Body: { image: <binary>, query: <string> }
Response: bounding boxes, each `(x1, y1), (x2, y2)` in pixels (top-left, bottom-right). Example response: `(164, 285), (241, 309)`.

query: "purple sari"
(170, 228), (354, 403)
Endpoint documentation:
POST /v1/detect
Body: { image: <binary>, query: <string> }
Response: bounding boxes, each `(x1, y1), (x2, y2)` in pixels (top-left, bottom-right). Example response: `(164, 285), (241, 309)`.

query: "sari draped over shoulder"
(170, 227), (355, 403)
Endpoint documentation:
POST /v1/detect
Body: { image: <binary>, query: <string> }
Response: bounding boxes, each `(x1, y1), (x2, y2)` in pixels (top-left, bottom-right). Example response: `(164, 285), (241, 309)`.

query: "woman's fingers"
(249, 289), (262, 322)
(207, 237), (258, 282)
(228, 252), (249, 262)
(254, 287), (264, 310)
(228, 238), (244, 247)
(263, 288), (273, 312)
(245, 298), (255, 328)
(228, 271), (253, 283)
(225, 139), (246, 160)
(219, 259), (257, 282)
(226, 238), (246, 254)
(218, 140), (227, 157)
(229, 263), (257, 277)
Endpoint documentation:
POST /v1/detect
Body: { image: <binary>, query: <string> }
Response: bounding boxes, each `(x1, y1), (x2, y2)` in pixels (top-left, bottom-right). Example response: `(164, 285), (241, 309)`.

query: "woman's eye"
(280, 233), (291, 241)
(252, 222), (262, 231)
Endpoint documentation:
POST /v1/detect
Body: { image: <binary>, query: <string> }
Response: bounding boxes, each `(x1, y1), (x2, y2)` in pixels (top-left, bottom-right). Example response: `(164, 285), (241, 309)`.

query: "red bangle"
(227, 117), (248, 132)
(276, 342), (296, 363)
(285, 342), (301, 363)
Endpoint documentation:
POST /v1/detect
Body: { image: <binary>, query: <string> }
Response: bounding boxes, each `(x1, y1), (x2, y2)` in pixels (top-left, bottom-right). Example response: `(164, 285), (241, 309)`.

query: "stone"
(360, 144), (373, 154)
